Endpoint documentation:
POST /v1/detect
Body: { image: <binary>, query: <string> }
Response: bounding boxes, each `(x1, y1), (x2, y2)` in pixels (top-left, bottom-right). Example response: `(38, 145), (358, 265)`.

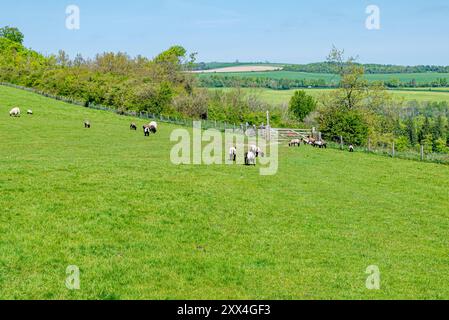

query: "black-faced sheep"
(313, 140), (327, 149)
(149, 121), (158, 134)
(9, 107), (20, 117)
(245, 151), (256, 166)
(229, 147), (237, 162)
(130, 123), (137, 130)
(289, 139), (301, 147)
(84, 121), (91, 128)
(249, 145), (264, 158)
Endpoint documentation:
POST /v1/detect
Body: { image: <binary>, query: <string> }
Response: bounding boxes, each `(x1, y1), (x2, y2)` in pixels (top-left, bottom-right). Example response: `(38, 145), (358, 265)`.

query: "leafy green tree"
(434, 138), (448, 153)
(418, 117), (432, 143)
(406, 117), (418, 146)
(289, 90), (317, 122)
(0, 26), (24, 44)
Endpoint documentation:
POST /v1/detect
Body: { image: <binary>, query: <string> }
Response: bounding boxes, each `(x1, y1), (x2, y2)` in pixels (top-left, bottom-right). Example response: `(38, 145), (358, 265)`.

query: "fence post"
(421, 145), (424, 161)
(392, 142), (395, 158)
(368, 138), (371, 152)
(340, 136), (343, 150)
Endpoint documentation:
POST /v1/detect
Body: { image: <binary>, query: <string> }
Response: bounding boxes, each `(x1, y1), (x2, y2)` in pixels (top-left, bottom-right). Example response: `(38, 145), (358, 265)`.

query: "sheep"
(149, 121), (158, 134)
(27, 110), (33, 115)
(249, 144), (264, 158)
(245, 151), (256, 166)
(9, 107), (20, 117)
(84, 121), (91, 128)
(130, 123), (137, 130)
(289, 139), (301, 147)
(144, 126), (150, 137)
(229, 147), (237, 162)
(349, 145), (355, 152)
(314, 140), (327, 149)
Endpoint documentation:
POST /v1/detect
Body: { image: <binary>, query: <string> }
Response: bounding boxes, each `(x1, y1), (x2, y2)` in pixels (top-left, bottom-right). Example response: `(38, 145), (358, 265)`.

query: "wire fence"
(3, 82), (448, 165)
(326, 138), (449, 165)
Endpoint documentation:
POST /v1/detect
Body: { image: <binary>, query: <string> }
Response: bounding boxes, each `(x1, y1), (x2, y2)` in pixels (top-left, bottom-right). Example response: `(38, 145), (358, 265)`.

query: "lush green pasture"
(1, 86), (448, 299)
(198, 70), (449, 85)
(209, 87), (449, 105)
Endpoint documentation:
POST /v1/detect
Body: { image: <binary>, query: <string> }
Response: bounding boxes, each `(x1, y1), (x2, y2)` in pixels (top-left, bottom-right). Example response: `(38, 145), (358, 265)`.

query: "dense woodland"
(0, 27), (448, 153)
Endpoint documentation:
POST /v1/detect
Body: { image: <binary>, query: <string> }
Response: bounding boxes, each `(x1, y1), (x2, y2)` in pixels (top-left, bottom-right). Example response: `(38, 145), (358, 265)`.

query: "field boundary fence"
(326, 135), (449, 165)
(3, 82), (448, 165)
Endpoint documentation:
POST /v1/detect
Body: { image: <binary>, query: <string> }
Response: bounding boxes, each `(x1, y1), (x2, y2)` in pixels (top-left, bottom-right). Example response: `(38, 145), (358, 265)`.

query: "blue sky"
(1, 0), (449, 65)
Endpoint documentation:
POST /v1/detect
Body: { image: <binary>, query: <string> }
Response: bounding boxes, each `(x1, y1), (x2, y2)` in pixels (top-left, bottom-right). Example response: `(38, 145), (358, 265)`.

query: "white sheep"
(245, 151), (256, 166)
(249, 144), (264, 157)
(149, 121), (158, 134)
(229, 147), (237, 161)
(289, 139), (301, 147)
(9, 107), (20, 117)
(27, 110), (33, 115)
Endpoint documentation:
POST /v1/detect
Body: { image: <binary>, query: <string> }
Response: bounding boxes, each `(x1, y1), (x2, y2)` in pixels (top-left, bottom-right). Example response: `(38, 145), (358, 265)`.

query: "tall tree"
(289, 90), (317, 122)
(0, 26), (24, 44)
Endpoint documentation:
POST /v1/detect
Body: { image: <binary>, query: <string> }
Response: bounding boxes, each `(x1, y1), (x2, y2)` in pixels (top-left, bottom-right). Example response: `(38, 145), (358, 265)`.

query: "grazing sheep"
(9, 107), (20, 117)
(27, 110), (33, 115)
(289, 139), (301, 147)
(308, 138), (316, 145)
(144, 126), (150, 137)
(245, 151), (256, 166)
(313, 140), (327, 149)
(349, 145), (354, 152)
(130, 123), (137, 130)
(84, 121), (91, 128)
(249, 144), (264, 157)
(229, 147), (237, 162)
(149, 121), (158, 134)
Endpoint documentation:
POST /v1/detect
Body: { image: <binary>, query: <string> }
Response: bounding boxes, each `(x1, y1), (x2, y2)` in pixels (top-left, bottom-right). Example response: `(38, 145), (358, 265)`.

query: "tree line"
(0, 27), (287, 127)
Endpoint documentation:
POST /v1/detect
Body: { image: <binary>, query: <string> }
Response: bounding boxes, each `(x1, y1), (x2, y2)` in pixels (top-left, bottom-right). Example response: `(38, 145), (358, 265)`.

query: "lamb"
(27, 110), (33, 115)
(229, 147), (237, 162)
(245, 151), (256, 166)
(130, 123), (137, 130)
(9, 107), (20, 117)
(144, 126), (150, 137)
(349, 145), (355, 152)
(249, 144), (264, 157)
(84, 121), (91, 128)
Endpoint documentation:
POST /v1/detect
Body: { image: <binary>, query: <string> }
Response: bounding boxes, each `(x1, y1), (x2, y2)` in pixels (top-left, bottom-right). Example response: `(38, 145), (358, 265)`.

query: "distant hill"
(193, 61), (449, 74)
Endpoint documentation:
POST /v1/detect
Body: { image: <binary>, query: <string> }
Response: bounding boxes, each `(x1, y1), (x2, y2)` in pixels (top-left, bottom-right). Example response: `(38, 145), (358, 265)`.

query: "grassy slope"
(209, 87), (449, 105)
(1, 85), (448, 300)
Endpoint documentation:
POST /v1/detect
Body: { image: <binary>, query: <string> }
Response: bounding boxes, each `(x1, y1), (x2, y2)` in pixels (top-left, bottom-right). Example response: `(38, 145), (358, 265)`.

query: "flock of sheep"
(9, 107), (32, 116)
(289, 136), (354, 152)
(10, 106), (158, 137)
(84, 119), (158, 136)
(229, 144), (264, 166)
(289, 136), (327, 148)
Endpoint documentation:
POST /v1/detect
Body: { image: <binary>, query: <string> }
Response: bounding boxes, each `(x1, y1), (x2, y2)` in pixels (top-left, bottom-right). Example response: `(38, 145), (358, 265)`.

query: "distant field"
(193, 66), (283, 73)
(198, 71), (449, 85)
(209, 88), (449, 105)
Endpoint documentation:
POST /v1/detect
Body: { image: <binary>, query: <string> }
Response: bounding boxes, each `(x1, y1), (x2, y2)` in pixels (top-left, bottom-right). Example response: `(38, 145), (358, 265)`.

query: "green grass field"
(1, 85), (449, 299)
(209, 87), (449, 105)
(198, 70), (449, 86)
